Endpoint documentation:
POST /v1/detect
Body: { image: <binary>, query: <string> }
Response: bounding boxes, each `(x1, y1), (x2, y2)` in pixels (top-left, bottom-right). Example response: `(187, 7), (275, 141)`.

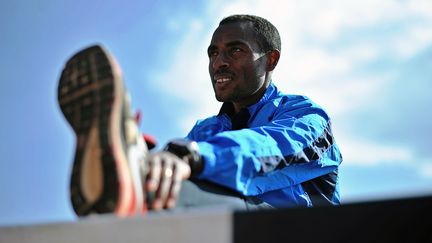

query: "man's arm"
(188, 107), (342, 196)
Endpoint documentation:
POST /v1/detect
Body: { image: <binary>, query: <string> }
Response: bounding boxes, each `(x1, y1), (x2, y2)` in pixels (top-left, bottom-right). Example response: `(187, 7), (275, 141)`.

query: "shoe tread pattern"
(58, 46), (121, 215)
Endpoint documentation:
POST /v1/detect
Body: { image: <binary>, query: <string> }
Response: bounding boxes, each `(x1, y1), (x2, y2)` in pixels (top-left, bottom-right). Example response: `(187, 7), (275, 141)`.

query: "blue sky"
(1, 0), (431, 226)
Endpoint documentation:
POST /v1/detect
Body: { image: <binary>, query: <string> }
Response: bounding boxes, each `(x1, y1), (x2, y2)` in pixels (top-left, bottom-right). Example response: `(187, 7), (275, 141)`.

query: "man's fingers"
(145, 154), (161, 192)
(152, 159), (174, 210)
(144, 151), (192, 210)
(165, 158), (191, 209)
(165, 167), (182, 209)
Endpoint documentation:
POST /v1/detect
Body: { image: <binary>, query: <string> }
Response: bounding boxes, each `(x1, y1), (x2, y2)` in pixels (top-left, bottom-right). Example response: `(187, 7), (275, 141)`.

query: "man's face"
(208, 22), (268, 107)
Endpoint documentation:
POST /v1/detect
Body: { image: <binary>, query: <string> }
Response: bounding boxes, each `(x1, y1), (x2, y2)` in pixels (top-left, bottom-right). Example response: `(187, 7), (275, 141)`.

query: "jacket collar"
(217, 82), (277, 129)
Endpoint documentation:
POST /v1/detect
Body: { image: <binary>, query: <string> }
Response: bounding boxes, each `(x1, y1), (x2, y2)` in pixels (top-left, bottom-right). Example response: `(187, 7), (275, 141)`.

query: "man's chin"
(215, 95), (224, 102)
(215, 93), (230, 103)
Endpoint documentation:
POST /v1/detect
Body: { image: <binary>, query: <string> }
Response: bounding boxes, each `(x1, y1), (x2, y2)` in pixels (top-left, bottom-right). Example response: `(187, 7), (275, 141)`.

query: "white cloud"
(340, 140), (432, 179)
(277, 48), (352, 84)
(392, 25), (432, 59)
(338, 138), (414, 166)
(150, 17), (220, 133)
(419, 163), (432, 178)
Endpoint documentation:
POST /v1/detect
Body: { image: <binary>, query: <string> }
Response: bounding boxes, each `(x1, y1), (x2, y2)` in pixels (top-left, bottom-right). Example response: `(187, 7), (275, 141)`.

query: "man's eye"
(230, 48), (243, 56)
(208, 51), (218, 57)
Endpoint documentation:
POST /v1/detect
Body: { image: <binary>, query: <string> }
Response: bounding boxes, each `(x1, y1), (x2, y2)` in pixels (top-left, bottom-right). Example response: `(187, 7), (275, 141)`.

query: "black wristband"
(164, 139), (203, 177)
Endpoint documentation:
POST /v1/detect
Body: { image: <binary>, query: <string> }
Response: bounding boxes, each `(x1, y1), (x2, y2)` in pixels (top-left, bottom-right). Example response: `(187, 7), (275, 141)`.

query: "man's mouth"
(215, 77), (232, 84)
(213, 72), (234, 85)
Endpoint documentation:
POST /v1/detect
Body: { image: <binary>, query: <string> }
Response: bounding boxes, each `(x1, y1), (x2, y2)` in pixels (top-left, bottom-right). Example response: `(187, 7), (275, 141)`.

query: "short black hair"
(219, 14), (281, 53)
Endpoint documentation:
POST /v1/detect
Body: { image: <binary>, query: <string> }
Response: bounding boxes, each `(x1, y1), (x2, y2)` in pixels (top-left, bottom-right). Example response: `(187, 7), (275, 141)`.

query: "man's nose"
(212, 53), (229, 70)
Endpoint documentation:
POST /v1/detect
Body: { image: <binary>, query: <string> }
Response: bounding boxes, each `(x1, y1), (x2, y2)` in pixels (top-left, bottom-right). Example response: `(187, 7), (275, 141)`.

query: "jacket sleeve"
(187, 101), (342, 196)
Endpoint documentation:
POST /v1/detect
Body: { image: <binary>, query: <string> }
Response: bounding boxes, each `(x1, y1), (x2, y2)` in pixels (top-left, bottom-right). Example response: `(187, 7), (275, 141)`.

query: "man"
(58, 14), (342, 217)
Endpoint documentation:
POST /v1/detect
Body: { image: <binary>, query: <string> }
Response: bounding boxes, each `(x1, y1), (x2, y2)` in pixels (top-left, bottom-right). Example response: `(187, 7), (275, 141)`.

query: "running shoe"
(58, 45), (147, 216)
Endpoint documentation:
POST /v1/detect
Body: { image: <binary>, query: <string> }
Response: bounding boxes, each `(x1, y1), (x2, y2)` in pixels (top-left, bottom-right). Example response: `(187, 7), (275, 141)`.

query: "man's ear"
(266, 50), (280, 71)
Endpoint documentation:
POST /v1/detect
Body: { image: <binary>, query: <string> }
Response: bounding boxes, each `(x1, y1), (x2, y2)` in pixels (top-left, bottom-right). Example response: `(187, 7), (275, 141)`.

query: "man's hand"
(144, 151), (191, 210)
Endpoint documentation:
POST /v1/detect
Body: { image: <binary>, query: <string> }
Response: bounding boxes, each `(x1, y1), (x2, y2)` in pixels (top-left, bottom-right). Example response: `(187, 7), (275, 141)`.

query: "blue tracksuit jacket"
(186, 82), (342, 208)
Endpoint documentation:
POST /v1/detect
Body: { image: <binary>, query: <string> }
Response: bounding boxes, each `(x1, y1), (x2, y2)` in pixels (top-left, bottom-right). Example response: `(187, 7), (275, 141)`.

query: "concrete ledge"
(0, 207), (232, 243)
(2, 195), (432, 243)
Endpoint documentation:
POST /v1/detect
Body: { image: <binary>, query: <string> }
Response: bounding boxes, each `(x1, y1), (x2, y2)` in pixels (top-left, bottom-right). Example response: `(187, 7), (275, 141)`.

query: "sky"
(0, 0), (431, 226)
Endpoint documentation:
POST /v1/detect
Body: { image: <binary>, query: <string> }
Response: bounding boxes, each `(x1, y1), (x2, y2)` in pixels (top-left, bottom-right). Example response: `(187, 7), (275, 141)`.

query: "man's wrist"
(163, 139), (204, 177)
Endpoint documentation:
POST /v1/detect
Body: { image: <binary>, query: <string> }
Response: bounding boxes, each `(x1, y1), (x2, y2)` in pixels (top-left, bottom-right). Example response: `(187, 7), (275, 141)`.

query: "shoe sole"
(58, 45), (140, 216)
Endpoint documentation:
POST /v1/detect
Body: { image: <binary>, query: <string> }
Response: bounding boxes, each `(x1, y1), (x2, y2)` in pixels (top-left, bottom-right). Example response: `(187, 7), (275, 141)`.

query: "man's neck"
(232, 80), (270, 113)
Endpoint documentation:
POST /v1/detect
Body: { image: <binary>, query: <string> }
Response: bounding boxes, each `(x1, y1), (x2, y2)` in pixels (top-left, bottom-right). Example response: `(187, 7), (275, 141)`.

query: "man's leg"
(176, 179), (247, 209)
(176, 179), (274, 210)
